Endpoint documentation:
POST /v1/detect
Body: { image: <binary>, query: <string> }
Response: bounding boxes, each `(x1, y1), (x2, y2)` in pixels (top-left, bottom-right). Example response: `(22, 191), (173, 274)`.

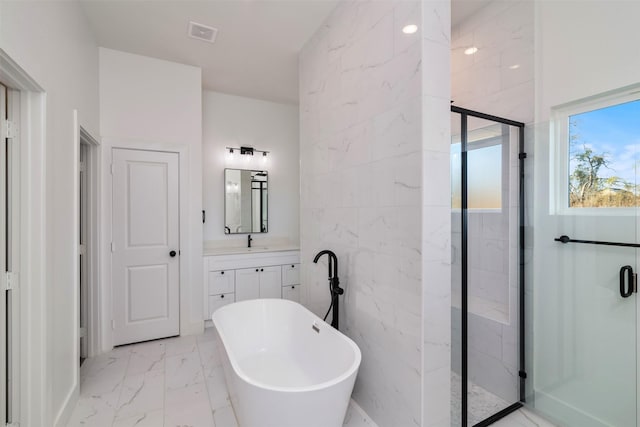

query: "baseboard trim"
(349, 398), (380, 427)
(53, 383), (79, 427)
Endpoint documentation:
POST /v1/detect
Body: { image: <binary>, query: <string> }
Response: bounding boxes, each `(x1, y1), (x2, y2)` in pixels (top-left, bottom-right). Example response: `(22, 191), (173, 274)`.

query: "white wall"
(99, 48), (204, 341)
(0, 2), (100, 425)
(300, 1), (451, 426)
(535, 1), (640, 121)
(202, 91), (299, 245)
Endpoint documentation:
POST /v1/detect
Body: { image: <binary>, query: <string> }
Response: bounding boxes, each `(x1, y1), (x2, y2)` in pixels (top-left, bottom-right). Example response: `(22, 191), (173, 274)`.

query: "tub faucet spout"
(313, 250), (343, 329)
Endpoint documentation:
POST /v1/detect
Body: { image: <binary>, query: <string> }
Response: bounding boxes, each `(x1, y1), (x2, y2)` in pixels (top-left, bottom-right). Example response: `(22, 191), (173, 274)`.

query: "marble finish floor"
(492, 408), (557, 427)
(67, 327), (377, 427)
(451, 371), (510, 425)
(450, 372), (557, 427)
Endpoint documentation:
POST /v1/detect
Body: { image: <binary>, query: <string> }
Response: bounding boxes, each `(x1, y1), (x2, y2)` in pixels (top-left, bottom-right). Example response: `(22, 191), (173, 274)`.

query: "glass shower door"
(532, 97), (640, 427)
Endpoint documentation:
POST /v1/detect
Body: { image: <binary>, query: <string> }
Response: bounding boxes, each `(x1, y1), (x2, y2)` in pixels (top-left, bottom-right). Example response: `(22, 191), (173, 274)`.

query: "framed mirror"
(224, 169), (268, 234)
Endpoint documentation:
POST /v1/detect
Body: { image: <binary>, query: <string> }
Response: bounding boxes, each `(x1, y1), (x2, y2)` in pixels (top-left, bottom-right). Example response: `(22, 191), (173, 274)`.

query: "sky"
(569, 99), (640, 186)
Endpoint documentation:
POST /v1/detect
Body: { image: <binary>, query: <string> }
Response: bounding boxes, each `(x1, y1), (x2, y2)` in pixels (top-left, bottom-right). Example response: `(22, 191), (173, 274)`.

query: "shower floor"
(451, 372), (510, 426)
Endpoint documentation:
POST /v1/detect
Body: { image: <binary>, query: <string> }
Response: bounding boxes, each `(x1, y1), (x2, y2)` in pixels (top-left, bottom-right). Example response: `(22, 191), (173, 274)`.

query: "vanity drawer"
(208, 293), (234, 317)
(282, 285), (301, 303)
(282, 263), (300, 286)
(208, 270), (235, 295)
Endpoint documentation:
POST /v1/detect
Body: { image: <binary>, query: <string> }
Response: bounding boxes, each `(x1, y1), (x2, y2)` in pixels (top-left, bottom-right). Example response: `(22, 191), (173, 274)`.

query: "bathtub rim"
(212, 298), (362, 393)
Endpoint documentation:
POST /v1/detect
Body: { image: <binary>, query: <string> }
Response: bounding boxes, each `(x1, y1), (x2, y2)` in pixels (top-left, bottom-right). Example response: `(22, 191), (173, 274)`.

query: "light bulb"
(402, 24), (418, 34)
(464, 46), (478, 55)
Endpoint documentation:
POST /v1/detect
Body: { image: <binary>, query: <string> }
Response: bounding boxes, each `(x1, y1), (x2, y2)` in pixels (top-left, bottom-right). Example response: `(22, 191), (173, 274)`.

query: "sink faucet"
(247, 234), (253, 248)
(313, 250), (344, 330)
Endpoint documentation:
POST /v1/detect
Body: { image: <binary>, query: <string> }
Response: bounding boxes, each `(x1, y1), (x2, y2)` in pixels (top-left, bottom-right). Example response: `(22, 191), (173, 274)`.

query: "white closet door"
(112, 148), (180, 345)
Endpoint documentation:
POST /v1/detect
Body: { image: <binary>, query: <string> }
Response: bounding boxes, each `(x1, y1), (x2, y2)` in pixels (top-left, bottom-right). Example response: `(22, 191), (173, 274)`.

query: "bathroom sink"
(246, 247), (269, 252)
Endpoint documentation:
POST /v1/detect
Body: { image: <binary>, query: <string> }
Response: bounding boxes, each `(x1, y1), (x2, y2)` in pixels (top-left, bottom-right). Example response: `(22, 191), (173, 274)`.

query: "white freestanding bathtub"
(212, 299), (361, 427)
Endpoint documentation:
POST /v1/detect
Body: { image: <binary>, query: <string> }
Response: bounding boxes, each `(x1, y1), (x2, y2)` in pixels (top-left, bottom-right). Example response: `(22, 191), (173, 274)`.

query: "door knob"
(169, 250), (177, 257)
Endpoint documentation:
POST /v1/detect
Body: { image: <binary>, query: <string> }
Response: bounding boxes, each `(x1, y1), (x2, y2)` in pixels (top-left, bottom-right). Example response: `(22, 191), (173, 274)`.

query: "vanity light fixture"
(402, 24), (418, 34)
(464, 46), (479, 55)
(226, 146), (269, 160)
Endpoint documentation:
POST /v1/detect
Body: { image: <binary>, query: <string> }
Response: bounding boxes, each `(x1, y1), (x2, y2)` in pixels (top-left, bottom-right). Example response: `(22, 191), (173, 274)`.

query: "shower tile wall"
(300, 1), (451, 426)
(450, 0), (534, 409)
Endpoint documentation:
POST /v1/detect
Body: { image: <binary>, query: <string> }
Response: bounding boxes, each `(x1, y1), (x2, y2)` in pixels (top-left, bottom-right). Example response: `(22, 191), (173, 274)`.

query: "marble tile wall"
(450, 0), (534, 412)
(451, 0), (534, 124)
(300, 1), (451, 426)
(421, 1), (452, 427)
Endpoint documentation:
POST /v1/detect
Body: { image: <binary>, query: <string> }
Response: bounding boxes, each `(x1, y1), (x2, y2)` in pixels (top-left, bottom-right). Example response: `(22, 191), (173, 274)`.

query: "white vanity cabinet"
(203, 250), (300, 323)
(235, 265), (282, 301)
(281, 263), (301, 302)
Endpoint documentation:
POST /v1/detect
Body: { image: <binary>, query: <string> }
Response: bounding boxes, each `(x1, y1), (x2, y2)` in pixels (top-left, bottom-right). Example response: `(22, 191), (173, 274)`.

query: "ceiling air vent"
(188, 21), (218, 43)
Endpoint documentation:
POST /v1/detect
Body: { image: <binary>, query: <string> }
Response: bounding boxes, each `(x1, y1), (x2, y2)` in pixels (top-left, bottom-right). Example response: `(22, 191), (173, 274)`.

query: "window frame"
(451, 125), (510, 213)
(550, 84), (640, 216)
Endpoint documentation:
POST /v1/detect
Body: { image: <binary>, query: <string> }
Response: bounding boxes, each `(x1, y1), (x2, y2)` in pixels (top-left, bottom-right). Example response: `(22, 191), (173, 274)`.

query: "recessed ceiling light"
(402, 24), (418, 34)
(464, 46), (478, 55)
(188, 21), (218, 43)
(509, 64), (521, 70)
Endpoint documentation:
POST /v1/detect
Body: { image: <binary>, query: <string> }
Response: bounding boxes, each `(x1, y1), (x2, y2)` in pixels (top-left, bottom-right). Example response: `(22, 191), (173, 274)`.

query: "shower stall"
(450, 106), (526, 426)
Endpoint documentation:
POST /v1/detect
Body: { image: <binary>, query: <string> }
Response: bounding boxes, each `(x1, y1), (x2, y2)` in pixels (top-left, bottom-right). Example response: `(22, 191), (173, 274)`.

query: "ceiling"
(81, 0), (489, 105)
(80, 0), (338, 105)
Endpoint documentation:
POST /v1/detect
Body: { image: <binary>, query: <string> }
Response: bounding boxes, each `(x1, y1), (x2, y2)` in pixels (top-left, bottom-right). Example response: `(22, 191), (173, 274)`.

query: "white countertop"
(203, 245), (300, 256)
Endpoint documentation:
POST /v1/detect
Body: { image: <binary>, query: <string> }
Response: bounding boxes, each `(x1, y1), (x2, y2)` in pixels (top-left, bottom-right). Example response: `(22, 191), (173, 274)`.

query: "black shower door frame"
(451, 105), (526, 427)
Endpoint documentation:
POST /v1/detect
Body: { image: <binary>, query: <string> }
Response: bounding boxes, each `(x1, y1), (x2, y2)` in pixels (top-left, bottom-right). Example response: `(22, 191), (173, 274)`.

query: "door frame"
(103, 142), (192, 350)
(451, 105), (527, 426)
(0, 49), (47, 426)
(77, 125), (100, 358)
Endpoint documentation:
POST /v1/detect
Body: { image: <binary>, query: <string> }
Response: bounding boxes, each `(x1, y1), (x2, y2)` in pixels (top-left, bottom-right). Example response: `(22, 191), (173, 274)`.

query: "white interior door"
(112, 148), (180, 346)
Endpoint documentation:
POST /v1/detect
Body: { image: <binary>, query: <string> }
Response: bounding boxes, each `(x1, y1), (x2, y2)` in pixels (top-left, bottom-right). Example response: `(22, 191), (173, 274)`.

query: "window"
(451, 123), (505, 210)
(568, 99), (640, 208)
(552, 85), (640, 212)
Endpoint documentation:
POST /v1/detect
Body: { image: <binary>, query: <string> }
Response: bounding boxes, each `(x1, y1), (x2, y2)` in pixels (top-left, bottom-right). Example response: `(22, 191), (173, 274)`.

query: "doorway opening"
(78, 126), (100, 365)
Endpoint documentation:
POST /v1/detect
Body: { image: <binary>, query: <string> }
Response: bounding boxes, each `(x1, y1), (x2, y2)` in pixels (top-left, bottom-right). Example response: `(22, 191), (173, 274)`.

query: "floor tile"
(116, 369), (164, 419)
(65, 393), (118, 427)
(165, 398), (215, 427)
(212, 405), (237, 427)
(165, 351), (205, 390)
(492, 408), (558, 427)
(112, 409), (164, 427)
(165, 382), (209, 408)
(204, 366), (230, 410)
(127, 349), (165, 377)
(198, 340), (222, 377)
(69, 330), (378, 427)
(165, 335), (198, 356)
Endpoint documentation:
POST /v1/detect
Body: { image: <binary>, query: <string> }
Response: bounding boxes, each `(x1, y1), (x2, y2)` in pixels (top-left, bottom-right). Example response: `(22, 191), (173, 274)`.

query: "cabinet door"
(259, 266), (282, 299)
(208, 270), (235, 295)
(208, 293), (234, 318)
(282, 263), (300, 286)
(235, 268), (260, 301)
(282, 285), (300, 303)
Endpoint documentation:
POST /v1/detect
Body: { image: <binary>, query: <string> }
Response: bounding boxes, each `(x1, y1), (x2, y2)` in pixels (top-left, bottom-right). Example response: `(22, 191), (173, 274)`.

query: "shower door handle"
(619, 265), (636, 298)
